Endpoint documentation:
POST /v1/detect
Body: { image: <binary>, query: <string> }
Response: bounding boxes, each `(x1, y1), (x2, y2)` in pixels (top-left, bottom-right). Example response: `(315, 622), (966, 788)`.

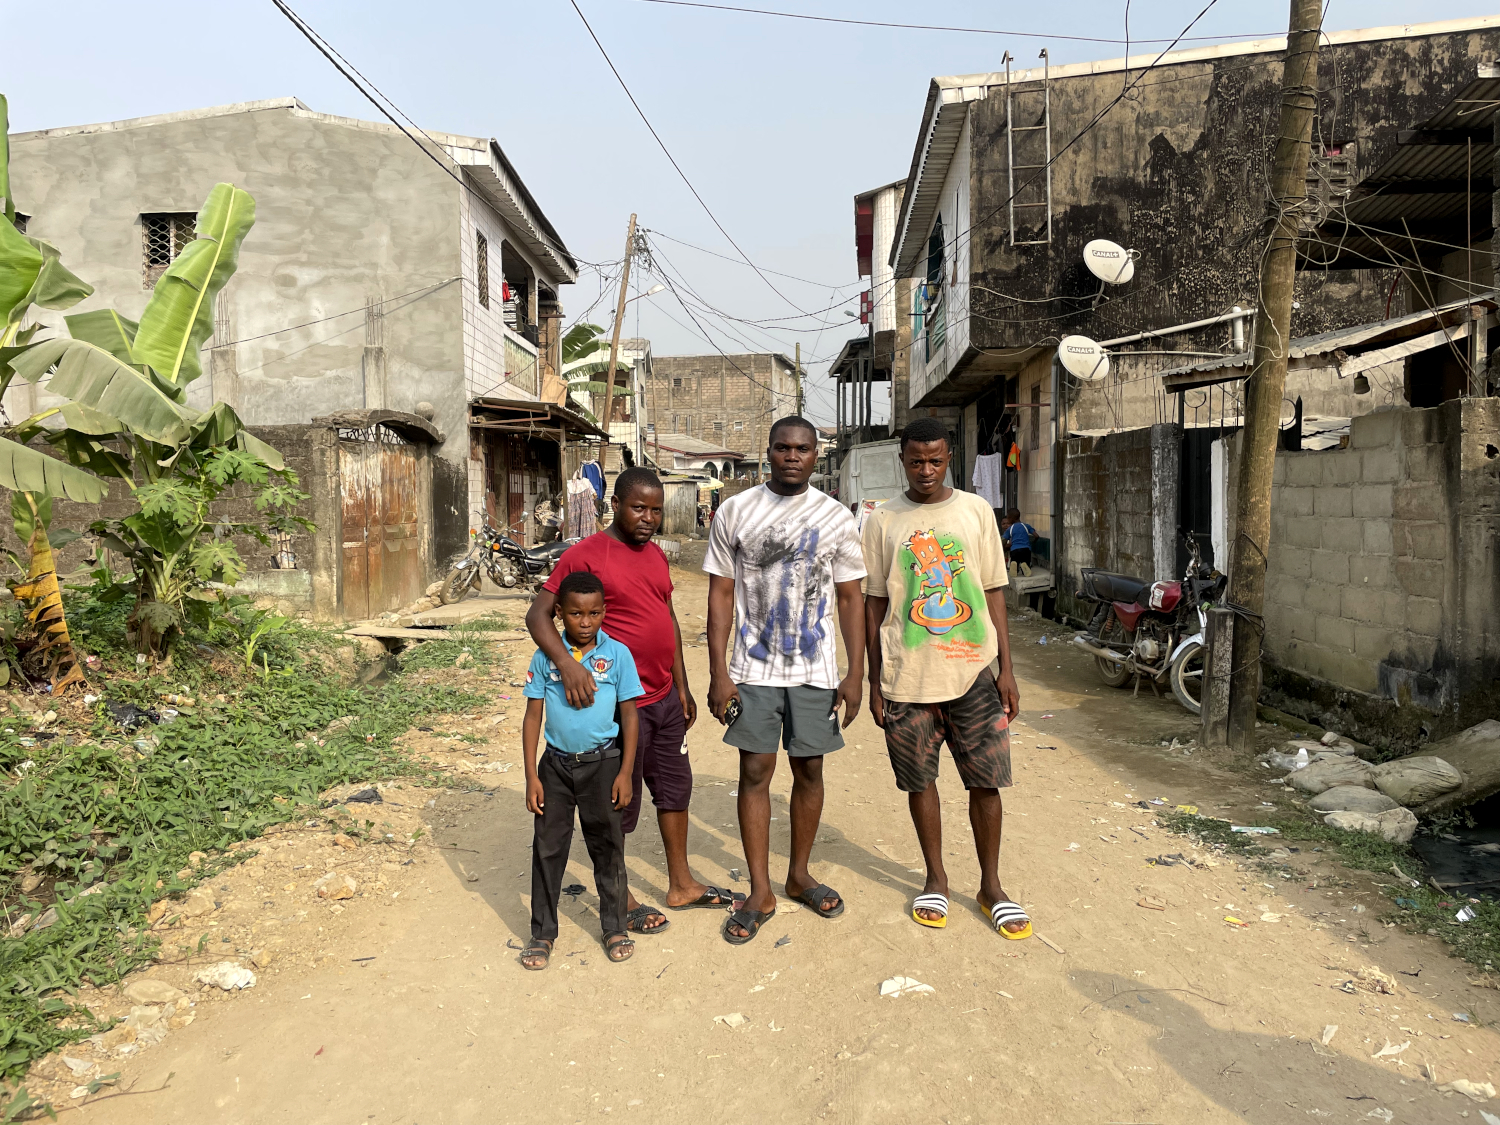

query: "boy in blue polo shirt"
(520, 570), (643, 970)
(1003, 507), (1037, 577)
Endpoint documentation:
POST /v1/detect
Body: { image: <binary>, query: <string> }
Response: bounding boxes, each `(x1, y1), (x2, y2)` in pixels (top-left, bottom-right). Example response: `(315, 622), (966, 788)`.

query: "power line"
(644, 228), (859, 289)
(567, 0), (810, 315)
(630, 0), (1271, 44)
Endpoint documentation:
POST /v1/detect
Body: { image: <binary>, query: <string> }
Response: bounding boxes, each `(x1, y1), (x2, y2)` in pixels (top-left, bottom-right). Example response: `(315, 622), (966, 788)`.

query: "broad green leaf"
(186, 401), (286, 471)
(0, 437), (107, 503)
(0, 93), (11, 224)
(561, 322), (608, 364)
(65, 309), (138, 364)
(0, 214), (42, 328)
(43, 428), (131, 479)
(58, 401), (124, 435)
(21, 237), (92, 313)
(11, 338), (191, 445)
(235, 428), (284, 471)
(133, 183), (255, 388)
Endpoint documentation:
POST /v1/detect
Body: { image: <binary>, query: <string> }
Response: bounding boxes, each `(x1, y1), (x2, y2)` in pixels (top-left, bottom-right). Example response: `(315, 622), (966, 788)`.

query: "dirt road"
(79, 569), (1499, 1124)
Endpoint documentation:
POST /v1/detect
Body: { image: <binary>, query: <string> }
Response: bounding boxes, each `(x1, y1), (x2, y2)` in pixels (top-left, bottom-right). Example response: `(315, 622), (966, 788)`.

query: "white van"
(838, 439), (952, 530)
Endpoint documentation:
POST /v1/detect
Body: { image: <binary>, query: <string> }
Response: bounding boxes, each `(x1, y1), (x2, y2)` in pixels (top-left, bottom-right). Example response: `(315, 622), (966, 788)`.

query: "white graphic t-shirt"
(703, 485), (867, 688)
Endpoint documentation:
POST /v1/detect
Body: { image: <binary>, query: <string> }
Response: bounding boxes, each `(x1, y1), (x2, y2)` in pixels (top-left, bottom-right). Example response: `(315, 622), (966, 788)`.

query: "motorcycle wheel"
(1169, 640), (1205, 715)
(439, 565), (478, 605)
(1095, 612), (1132, 688)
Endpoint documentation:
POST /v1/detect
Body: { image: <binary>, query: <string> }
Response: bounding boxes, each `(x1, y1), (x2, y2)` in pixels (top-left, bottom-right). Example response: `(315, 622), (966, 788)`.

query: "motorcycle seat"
(1086, 571), (1151, 606)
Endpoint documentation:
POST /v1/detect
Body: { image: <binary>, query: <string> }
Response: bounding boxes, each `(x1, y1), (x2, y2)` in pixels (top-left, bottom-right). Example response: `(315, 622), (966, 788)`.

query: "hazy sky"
(7, 0), (1495, 424)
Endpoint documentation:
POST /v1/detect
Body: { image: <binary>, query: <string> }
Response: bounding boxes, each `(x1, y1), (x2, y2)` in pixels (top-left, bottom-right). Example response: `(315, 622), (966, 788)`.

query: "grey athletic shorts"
(723, 684), (844, 757)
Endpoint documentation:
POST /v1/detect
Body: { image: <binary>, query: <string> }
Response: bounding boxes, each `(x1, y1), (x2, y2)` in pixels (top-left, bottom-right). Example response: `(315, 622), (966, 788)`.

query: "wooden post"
(1223, 0), (1322, 750)
(600, 214), (637, 459)
(1200, 605), (1235, 747)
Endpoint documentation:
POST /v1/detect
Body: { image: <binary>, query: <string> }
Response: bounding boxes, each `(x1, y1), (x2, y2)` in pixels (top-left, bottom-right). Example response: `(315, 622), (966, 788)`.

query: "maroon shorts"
(622, 692), (692, 833)
(882, 671), (1012, 793)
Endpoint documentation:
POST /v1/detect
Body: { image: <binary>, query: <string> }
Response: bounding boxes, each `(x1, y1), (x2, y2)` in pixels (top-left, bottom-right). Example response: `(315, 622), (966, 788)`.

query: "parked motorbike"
(1071, 532), (1225, 714)
(439, 513), (578, 604)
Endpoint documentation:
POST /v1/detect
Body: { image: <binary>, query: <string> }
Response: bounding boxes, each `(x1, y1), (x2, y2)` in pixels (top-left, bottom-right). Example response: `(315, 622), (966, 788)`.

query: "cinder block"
(1297, 644), (1379, 694)
(1394, 556), (1440, 596)
(1268, 574), (1305, 608)
(1312, 488), (1353, 518)
(1403, 444), (1447, 483)
(1350, 409), (1399, 449)
(1284, 516), (1323, 548)
(1322, 453), (1364, 485)
(1406, 595), (1443, 637)
(1321, 518), (1362, 553)
(1393, 483), (1445, 521)
(1409, 527), (1449, 561)
(1349, 554), (1391, 589)
(1285, 455), (1323, 486)
(1315, 614), (1356, 650)
(1354, 624), (1395, 661)
(1361, 447), (1401, 482)
(1272, 456), (1287, 484)
(1351, 483), (1393, 518)
(1401, 407), (1443, 446)
(1288, 612), (1317, 642)
(1310, 550), (1350, 585)
(1399, 633), (1440, 670)
(1272, 545), (1312, 579)
(1275, 488), (1314, 517)
(1362, 520), (1394, 557)
(1303, 581), (1342, 613)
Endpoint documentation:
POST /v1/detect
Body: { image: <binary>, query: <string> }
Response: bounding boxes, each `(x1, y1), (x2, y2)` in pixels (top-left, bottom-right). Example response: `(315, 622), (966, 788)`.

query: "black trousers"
(530, 748), (627, 941)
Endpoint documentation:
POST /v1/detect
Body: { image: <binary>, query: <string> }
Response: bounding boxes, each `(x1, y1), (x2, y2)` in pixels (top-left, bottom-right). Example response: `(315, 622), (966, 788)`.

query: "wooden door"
(506, 436), (525, 538)
(340, 425), (421, 618)
(340, 439), (377, 620)
(381, 442), (422, 609)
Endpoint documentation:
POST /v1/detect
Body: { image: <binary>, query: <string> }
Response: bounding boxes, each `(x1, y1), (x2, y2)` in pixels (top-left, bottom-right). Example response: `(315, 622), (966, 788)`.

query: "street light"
(625, 283), (667, 305)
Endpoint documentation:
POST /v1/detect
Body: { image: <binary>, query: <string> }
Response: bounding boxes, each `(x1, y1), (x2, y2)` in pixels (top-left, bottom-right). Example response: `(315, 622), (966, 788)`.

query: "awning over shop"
(1157, 292), (1499, 392)
(469, 397), (609, 440)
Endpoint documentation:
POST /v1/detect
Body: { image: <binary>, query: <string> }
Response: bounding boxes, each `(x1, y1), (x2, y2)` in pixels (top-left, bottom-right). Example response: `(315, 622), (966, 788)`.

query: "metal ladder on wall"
(1004, 50), (1053, 247)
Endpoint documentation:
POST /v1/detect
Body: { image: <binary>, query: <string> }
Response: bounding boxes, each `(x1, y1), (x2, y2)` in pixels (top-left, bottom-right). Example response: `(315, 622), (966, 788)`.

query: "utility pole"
(794, 342), (803, 416)
(1214, 0), (1323, 750)
(600, 213), (637, 466)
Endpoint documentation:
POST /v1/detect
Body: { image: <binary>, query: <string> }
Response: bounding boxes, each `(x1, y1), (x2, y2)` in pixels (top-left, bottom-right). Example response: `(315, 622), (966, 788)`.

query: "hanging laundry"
(971, 452), (1005, 508)
(1006, 441), (1020, 471)
(565, 478), (596, 540)
(579, 460), (605, 500)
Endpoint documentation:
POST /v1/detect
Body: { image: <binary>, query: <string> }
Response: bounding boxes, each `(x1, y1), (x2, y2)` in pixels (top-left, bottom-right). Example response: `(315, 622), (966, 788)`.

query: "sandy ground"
(38, 568), (1500, 1124)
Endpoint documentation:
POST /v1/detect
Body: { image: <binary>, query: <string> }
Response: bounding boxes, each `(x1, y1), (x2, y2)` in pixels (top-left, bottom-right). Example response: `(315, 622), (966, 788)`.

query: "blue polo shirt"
(523, 629), (643, 753)
(1004, 521), (1037, 552)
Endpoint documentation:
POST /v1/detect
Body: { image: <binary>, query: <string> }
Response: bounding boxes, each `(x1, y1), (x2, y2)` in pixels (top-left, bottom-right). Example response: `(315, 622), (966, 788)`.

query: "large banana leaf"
(43, 428), (131, 480)
(65, 308), (138, 364)
(11, 338), (191, 445)
(0, 434), (107, 502)
(133, 183), (255, 389)
(0, 214), (42, 329)
(184, 401), (285, 470)
(20, 237), (92, 316)
(0, 94), (11, 224)
(561, 322), (609, 364)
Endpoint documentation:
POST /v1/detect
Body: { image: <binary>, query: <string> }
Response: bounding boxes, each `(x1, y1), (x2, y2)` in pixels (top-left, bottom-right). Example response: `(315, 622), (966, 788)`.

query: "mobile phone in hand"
(724, 697), (742, 726)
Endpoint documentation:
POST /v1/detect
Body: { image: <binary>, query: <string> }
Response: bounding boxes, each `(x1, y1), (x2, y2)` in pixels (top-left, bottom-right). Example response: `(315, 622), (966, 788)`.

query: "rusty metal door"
(340, 424), (421, 617)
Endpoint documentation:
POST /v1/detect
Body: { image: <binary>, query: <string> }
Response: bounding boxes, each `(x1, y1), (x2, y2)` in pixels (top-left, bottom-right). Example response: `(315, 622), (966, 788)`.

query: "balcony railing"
(503, 325), (540, 397)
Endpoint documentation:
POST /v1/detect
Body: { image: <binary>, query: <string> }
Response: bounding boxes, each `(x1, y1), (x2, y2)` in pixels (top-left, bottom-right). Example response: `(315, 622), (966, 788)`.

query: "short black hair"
(1007, 507), (1021, 520)
(556, 570), (605, 603)
(768, 415), (817, 445)
(613, 466), (662, 500)
(900, 418), (952, 451)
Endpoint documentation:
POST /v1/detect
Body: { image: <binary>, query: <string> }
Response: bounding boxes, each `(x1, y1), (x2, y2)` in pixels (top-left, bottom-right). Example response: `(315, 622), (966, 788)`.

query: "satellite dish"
(1083, 239), (1137, 285)
(1059, 335), (1109, 382)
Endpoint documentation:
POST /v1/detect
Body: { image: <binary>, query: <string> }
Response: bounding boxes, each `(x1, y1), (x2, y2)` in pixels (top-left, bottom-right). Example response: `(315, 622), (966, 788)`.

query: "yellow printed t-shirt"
(860, 489), (1009, 703)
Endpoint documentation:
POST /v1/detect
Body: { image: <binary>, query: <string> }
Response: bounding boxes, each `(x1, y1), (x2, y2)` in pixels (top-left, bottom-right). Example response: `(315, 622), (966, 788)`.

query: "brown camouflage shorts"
(882, 671), (1012, 793)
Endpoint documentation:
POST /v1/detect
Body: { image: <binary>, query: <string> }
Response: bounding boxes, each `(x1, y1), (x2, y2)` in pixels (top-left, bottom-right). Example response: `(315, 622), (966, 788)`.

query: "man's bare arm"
(833, 579), (865, 729)
(864, 594), (890, 728)
(525, 590), (595, 709)
(983, 587), (1021, 719)
(706, 574), (738, 723)
(667, 601), (697, 730)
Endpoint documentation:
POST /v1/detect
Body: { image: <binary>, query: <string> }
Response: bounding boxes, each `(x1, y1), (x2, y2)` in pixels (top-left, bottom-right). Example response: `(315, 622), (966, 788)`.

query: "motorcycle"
(1071, 531), (1226, 714)
(439, 513), (578, 604)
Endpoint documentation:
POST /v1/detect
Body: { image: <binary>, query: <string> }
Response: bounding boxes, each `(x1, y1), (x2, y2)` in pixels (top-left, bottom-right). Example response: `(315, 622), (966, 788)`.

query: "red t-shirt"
(542, 532), (677, 706)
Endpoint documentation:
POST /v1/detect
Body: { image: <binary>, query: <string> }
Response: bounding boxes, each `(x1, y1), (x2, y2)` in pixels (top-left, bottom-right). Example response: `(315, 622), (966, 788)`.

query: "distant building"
(645, 353), (798, 479)
(641, 433), (746, 477)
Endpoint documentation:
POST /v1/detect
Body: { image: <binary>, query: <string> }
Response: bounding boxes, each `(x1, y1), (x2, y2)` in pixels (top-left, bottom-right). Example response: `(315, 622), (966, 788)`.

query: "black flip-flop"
(604, 931), (635, 962)
(625, 904), (671, 934)
(666, 885), (746, 911)
(790, 883), (845, 919)
(519, 938), (553, 970)
(721, 905), (775, 946)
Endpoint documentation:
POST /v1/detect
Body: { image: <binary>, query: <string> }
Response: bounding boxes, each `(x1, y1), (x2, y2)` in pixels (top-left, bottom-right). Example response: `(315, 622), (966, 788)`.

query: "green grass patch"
(0, 607), (492, 1091)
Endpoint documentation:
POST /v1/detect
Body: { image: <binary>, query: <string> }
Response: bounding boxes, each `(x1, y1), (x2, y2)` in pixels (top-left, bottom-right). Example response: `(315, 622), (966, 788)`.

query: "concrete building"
(642, 433), (746, 476)
(8, 97), (594, 618)
(886, 16), (1500, 557)
(645, 353), (798, 478)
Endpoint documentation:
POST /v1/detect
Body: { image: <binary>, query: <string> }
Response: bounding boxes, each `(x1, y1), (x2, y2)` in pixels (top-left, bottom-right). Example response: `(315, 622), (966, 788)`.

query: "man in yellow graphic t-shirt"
(860, 417), (1031, 940)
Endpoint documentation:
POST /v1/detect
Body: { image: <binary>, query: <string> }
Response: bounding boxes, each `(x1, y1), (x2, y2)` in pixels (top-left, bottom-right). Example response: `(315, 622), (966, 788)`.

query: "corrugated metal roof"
(890, 84), (986, 278)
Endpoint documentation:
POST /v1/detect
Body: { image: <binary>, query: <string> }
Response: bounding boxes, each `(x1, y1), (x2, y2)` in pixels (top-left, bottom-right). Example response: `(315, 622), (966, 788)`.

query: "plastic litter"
(1456, 905), (1477, 922)
(1453, 1012), (1472, 1023)
(1037, 636), (1049, 645)
(773, 935), (791, 948)
(1064, 842), (1080, 852)
(1039, 713), (1054, 719)
(344, 787), (383, 804)
(107, 701), (160, 730)
(1223, 915), (1248, 927)
(1438, 1080), (1496, 1101)
(712, 1013), (748, 1028)
(561, 884), (585, 897)
(1175, 804), (1199, 815)
(1321, 1025), (1337, 1046)
(1370, 1040), (1409, 1060)
(195, 962), (257, 991)
(1230, 826), (1279, 835)
(879, 975), (935, 997)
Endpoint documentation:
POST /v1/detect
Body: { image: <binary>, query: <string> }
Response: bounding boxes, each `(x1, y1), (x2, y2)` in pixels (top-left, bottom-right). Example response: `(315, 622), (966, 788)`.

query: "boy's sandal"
(519, 938), (553, 971)
(986, 899), (1033, 941)
(911, 893), (949, 929)
(625, 905), (670, 934)
(791, 883), (845, 919)
(666, 885), (745, 910)
(604, 932), (635, 962)
(721, 906), (775, 946)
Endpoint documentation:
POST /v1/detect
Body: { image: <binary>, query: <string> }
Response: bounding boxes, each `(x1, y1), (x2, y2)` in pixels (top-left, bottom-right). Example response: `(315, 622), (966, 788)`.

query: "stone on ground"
(1308, 786), (1399, 814)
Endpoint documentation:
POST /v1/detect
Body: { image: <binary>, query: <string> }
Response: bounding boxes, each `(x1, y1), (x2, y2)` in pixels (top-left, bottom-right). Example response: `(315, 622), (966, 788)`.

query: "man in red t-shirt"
(526, 468), (741, 935)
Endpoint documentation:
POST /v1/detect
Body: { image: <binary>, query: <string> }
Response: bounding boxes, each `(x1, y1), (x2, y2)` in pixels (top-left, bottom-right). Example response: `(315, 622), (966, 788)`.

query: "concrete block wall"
(1258, 399), (1500, 737)
(647, 354), (797, 472)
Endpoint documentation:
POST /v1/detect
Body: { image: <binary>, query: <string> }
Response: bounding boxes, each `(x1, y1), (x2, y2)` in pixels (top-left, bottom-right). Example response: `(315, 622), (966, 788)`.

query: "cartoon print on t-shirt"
(905, 528), (974, 635)
(740, 524), (828, 665)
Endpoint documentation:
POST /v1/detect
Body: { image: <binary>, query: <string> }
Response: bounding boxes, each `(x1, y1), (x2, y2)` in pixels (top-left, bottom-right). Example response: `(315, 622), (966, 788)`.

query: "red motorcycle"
(1071, 532), (1225, 713)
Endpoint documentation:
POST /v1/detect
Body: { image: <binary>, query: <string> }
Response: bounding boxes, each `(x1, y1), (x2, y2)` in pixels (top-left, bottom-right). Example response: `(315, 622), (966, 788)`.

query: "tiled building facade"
(646, 353), (798, 476)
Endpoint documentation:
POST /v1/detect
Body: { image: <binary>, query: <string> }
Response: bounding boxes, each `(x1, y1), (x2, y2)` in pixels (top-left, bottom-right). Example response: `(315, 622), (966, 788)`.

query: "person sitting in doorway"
(1002, 508), (1037, 577)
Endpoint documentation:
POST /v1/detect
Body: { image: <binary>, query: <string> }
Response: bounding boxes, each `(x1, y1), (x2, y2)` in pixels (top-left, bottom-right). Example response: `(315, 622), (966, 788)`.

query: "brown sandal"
(520, 937), (553, 970)
(604, 931), (635, 962)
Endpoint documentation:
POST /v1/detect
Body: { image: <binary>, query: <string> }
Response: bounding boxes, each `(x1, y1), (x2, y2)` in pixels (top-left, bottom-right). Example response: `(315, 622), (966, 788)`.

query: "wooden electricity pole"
(599, 213), (637, 464)
(794, 342), (803, 416)
(1217, 0), (1323, 750)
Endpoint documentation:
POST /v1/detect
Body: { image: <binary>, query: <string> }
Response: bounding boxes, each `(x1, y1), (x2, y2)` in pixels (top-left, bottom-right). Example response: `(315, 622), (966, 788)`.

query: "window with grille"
(672, 377), (683, 388)
(734, 420), (744, 432)
(646, 422), (655, 433)
(475, 231), (490, 309)
(141, 212), (197, 289)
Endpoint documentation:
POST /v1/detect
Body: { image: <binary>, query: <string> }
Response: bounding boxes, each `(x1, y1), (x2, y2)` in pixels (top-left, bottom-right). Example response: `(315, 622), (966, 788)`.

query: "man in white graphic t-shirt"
(704, 416), (867, 946)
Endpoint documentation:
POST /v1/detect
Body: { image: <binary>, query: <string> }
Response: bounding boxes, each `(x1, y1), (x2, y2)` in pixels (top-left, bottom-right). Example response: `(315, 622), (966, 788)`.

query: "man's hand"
(679, 688), (698, 732)
(996, 665), (1021, 721)
(707, 672), (741, 725)
(868, 683), (886, 729)
(834, 673), (863, 730)
(557, 659), (596, 709)
(611, 772), (633, 811)
(525, 775), (545, 815)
